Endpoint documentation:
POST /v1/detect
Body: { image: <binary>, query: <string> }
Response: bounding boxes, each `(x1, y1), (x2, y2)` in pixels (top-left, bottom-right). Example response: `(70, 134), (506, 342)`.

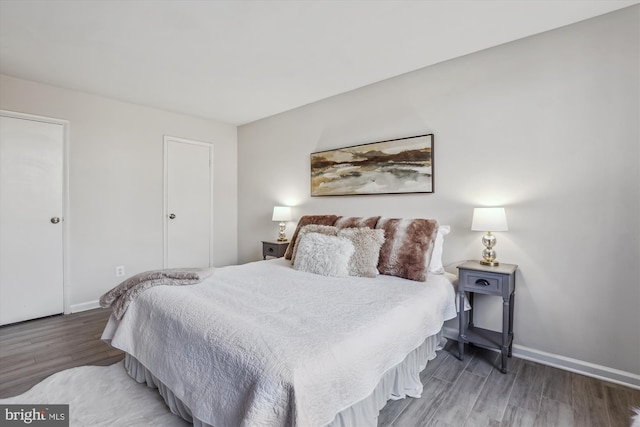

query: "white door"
(0, 113), (65, 325)
(164, 136), (213, 269)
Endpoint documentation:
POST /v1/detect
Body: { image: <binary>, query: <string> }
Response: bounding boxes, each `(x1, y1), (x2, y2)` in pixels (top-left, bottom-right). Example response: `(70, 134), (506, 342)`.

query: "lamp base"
(479, 232), (499, 267)
(277, 221), (287, 242)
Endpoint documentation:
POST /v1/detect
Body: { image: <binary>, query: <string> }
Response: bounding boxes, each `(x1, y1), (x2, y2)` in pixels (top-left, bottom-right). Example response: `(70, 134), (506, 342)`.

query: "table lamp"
(272, 206), (292, 242)
(471, 207), (508, 266)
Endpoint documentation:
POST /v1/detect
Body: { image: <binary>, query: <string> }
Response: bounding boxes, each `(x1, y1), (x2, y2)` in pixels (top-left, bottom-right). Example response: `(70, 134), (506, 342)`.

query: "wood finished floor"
(1, 309), (638, 426)
(0, 308), (124, 399)
(378, 340), (640, 427)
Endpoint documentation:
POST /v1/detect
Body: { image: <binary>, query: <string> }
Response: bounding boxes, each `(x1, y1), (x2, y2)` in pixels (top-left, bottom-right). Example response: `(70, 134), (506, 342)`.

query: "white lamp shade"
(471, 207), (508, 232)
(272, 206), (292, 222)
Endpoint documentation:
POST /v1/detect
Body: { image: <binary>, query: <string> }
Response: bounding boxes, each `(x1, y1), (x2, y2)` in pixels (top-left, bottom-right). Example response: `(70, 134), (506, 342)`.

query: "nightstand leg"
(501, 296), (510, 373)
(457, 290), (466, 360)
(508, 292), (515, 357)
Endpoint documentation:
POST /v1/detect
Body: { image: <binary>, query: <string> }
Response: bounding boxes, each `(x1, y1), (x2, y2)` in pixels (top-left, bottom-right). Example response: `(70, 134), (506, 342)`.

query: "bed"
(101, 216), (458, 427)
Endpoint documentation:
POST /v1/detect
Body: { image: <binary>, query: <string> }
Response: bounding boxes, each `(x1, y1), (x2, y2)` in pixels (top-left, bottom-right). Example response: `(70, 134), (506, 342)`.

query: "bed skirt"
(125, 331), (445, 427)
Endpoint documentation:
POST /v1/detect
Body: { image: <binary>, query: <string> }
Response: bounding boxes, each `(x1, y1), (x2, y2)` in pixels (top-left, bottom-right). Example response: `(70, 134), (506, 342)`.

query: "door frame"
(0, 110), (71, 315)
(163, 135), (214, 268)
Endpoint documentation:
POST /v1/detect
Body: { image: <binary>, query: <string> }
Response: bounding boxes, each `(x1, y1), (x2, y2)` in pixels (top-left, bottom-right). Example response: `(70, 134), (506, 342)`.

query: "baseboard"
(70, 300), (100, 313)
(442, 326), (639, 390)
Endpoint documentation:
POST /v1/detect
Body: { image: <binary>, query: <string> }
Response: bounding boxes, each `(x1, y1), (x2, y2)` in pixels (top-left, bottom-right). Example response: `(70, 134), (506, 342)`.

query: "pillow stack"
(287, 215), (446, 282)
(291, 217), (385, 278)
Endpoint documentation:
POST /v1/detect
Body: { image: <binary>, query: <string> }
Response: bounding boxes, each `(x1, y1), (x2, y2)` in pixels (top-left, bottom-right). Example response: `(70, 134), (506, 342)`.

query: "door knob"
(50, 217), (61, 224)
(169, 214), (176, 219)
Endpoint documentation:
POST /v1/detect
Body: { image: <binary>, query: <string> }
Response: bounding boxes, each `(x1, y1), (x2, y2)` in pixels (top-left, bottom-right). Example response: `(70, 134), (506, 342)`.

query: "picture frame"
(310, 134), (434, 196)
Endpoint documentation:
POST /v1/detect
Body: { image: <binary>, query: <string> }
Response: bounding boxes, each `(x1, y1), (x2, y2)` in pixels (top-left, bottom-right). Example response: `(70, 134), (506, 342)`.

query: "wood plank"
(0, 317), (106, 342)
(433, 345), (477, 383)
(390, 377), (453, 426)
(429, 420), (456, 427)
(603, 382), (640, 427)
(541, 365), (572, 404)
(0, 353), (35, 374)
(419, 348), (451, 384)
(1, 354), (75, 384)
(500, 404), (538, 427)
(378, 396), (413, 426)
(464, 347), (499, 378)
(463, 413), (500, 427)
(571, 373), (609, 427)
(468, 364), (519, 422)
(508, 360), (545, 412)
(381, 346), (457, 426)
(0, 353), (124, 398)
(430, 371), (487, 425)
(533, 397), (573, 427)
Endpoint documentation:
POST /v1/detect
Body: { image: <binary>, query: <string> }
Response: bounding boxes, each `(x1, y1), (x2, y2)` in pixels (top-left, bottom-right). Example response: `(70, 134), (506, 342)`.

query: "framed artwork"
(310, 134), (434, 196)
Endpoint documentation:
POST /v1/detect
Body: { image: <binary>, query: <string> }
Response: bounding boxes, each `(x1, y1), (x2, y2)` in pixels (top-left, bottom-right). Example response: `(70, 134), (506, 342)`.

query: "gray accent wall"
(238, 6), (639, 375)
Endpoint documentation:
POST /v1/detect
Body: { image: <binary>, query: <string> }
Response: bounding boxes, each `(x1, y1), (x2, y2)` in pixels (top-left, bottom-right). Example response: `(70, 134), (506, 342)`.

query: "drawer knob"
(475, 279), (490, 286)
(268, 247), (274, 252)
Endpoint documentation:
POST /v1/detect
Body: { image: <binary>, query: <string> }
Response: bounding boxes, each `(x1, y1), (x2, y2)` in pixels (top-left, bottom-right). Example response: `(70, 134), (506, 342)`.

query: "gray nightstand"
(457, 260), (518, 373)
(262, 241), (289, 259)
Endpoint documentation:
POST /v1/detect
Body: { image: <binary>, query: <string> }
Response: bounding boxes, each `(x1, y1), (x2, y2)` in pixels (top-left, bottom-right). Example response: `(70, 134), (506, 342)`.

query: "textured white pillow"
(337, 227), (385, 277)
(290, 224), (338, 263)
(293, 232), (354, 277)
(428, 225), (450, 274)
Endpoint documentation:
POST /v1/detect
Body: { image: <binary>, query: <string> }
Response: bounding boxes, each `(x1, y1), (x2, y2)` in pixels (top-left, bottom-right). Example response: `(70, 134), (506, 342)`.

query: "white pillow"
(293, 232), (355, 277)
(428, 225), (450, 274)
(290, 224), (338, 264)
(337, 227), (385, 277)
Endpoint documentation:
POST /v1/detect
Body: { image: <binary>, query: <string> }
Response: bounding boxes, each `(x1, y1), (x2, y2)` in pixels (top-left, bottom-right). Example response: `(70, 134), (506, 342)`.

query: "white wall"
(238, 6), (639, 377)
(0, 74), (238, 309)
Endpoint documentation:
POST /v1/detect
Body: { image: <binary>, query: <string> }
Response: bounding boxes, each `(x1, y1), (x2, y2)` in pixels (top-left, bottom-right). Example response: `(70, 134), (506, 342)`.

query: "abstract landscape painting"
(311, 134), (433, 196)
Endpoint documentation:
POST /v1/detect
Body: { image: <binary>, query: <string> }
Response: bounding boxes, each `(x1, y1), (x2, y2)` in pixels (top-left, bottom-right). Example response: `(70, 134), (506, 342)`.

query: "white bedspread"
(102, 259), (457, 427)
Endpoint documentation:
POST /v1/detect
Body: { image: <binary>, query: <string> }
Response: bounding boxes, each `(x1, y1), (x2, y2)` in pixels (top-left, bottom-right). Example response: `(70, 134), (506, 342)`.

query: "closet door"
(164, 136), (213, 269)
(0, 113), (65, 325)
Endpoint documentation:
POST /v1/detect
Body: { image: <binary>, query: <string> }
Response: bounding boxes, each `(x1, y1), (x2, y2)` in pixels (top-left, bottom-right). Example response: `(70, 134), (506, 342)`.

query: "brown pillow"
(284, 215), (340, 259)
(334, 216), (381, 229)
(375, 218), (439, 282)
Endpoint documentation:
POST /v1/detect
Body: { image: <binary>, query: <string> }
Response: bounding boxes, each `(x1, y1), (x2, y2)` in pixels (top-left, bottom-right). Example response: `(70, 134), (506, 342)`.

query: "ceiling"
(0, 0), (637, 125)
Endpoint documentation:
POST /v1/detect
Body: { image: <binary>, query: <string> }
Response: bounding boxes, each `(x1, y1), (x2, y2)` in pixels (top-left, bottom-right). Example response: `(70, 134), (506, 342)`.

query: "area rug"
(0, 362), (189, 426)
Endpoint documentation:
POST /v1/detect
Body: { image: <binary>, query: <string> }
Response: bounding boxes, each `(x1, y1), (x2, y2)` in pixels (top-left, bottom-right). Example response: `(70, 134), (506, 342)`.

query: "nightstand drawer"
(264, 244), (278, 255)
(262, 241), (289, 259)
(459, 269), (504, 295)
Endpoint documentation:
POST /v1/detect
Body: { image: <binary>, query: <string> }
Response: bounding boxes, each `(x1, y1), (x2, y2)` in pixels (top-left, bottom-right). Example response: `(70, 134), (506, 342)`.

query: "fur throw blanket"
(100, 267), (215, 319)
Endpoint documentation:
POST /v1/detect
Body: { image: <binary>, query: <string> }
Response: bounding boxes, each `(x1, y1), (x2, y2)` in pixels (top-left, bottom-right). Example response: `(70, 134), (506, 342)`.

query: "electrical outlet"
(115, 265), (125, 277)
